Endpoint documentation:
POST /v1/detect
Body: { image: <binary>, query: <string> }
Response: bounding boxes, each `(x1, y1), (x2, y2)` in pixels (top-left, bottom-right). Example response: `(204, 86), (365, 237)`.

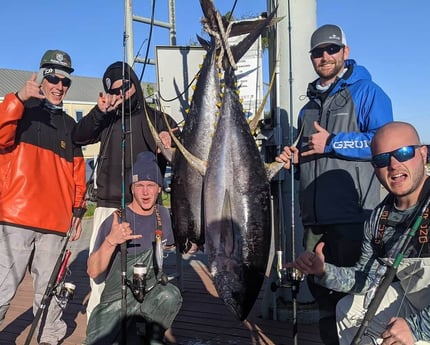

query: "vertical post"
(168, 0), (177, 46)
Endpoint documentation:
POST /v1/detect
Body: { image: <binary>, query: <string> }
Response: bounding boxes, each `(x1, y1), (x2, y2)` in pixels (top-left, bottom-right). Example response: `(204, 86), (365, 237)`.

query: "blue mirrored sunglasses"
(371, 145), (421, 168)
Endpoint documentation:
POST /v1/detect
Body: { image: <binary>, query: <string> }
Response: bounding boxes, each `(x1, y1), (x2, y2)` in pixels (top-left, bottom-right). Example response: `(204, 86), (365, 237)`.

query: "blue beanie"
(130, 152), (163, 186)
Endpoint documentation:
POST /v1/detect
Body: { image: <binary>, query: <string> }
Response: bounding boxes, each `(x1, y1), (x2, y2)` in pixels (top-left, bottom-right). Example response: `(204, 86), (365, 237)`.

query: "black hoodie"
(72, 61), (178, 207)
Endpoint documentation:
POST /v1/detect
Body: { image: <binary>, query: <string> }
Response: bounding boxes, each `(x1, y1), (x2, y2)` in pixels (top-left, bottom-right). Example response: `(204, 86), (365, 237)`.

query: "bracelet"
(15, 92), (24, 103)
(105, 237), (116, 247)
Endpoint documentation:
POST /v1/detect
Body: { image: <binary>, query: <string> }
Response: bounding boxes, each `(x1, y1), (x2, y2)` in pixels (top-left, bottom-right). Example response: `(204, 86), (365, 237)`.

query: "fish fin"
(196, 34), (211, 50)
(144, 104), (175, 163)
(249, 57), (278, 134)
(158, 106), (208, 177)
(265, 161), (284, 181)
(224, 6), (279, 70)
(229, 15), (284, 37)
(221, 190), (235, 257)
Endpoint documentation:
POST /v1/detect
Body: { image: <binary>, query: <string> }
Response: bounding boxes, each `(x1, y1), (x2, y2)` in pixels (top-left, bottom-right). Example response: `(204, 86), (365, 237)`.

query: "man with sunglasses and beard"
(276, 24), (393, 345)
(289, 122), (430, 345)
(72, 61), (179, 322)
(0, 49), (86, 345)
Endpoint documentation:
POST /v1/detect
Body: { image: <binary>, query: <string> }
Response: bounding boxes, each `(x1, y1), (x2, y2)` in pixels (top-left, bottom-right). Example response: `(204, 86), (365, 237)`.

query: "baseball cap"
(310, 24), (347, 52)
(37, 49), (74, 82)
(40, 49), (74, 73)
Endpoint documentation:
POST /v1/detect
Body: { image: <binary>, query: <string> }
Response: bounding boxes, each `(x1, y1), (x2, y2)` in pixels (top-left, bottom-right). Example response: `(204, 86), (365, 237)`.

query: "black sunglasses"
(371, 145), (422, 168)
(44, 74), (72, 87)
(311, 44), (344, 59)
(108, 80), (131, 95)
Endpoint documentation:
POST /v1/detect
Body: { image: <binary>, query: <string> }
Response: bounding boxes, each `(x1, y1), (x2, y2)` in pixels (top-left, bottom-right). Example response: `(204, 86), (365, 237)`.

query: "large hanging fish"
(169, 0), (222, 254)
(169, 0), (275, 254)
(203, 62), (272, 321)
(202, 6), (277, 321)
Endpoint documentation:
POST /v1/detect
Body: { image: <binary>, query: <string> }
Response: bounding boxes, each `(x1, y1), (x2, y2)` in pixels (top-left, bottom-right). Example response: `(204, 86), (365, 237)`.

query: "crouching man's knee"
(141, 283), (183, 329)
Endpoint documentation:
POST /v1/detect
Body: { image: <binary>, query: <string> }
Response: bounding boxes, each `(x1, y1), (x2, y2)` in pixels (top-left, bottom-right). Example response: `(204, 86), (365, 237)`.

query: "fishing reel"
(271, 251), (305, 292)
(128, 263), (170, 303)
(54, 281), (76, 309)
(278, 267), (305, 288)
(129, 263), (148, 303)
(53, 249), (76, 308)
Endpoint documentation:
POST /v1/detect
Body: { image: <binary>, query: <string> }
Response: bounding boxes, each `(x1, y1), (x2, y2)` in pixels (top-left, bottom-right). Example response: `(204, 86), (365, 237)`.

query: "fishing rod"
(24, 230), (72, 345)
(24, 195), (87, 345)
(119, 27), (130, 344)
(352, 191), (430, 344)
(284, 2), (303, 343)
(267, 1), (304, 344)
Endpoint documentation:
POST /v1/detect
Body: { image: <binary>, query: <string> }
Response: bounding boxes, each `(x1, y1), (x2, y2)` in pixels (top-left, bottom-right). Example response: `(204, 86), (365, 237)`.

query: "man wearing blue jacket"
(277, 24), (393, 345)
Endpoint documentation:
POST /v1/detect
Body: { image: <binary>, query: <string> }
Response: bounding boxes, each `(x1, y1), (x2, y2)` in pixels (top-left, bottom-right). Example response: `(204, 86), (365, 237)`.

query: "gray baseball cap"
(310, 24), (347, 52)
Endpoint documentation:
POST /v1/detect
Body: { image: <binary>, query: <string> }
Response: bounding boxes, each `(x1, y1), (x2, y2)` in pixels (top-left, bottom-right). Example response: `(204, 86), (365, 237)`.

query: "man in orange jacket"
(0, 49), (86, 345)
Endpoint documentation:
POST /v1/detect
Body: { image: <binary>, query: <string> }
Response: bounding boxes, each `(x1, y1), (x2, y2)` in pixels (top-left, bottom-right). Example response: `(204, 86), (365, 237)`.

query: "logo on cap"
(55, 52), (66, 64)
(328, 34), (341, 41)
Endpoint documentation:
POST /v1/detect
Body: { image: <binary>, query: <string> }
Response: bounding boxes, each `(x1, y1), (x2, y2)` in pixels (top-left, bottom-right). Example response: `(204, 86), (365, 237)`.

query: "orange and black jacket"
(0, 93), (86, 235)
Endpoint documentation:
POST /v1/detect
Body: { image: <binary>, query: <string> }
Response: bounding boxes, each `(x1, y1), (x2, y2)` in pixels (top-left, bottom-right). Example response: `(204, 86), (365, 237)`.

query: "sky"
(1, 0), (429, 143)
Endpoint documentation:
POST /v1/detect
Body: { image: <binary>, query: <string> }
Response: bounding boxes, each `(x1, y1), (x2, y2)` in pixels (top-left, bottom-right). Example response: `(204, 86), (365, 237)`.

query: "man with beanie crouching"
(86, 151), (182, 345)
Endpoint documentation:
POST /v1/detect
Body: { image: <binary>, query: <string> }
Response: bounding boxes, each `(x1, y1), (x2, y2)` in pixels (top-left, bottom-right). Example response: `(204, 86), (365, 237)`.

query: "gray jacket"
(316, 191), (430, 341)
(297, 59), (393, 225)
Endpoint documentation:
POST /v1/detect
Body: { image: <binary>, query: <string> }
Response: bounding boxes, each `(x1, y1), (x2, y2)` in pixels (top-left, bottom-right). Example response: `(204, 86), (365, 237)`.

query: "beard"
(316, 60), (344, 83)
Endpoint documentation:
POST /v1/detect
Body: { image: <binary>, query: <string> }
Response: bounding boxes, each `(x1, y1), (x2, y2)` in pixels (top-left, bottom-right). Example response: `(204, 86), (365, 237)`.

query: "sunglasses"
(311, 44), (344, 59)
(44, 74), (72, 87)
(108, 80), (131, 95)
(371, 145), (421, 168)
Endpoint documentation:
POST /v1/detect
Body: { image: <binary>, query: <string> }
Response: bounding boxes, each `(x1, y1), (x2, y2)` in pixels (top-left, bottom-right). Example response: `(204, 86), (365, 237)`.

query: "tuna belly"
(205, 189), (270, 321)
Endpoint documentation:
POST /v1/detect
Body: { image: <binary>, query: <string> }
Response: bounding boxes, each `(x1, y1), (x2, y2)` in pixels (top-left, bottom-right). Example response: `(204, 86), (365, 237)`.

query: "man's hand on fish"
(276, 145), (300, 170)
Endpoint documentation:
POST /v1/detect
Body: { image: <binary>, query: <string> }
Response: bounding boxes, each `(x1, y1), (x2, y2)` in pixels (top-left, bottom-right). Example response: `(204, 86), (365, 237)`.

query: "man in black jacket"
(72, 61), (178, 321)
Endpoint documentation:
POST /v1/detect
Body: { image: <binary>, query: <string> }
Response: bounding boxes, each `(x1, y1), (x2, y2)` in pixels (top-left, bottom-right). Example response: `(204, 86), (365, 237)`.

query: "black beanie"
(102, 62), (126, 92)
(130, 152), (163, 186)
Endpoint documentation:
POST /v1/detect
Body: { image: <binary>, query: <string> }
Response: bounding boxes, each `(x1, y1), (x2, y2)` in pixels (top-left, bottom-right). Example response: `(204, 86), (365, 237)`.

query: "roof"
(0, 68), (155, 103)
(0, 68), (102, 103)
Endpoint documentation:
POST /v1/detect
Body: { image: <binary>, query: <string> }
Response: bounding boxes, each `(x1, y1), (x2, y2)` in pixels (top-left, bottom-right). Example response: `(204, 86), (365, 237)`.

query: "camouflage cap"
(39, 49), (74, 73)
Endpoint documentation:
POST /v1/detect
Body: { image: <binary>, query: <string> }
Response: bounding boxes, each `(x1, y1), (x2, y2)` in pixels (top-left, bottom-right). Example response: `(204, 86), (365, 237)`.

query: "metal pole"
(168, 0), (177, 46)
(124, 0), (134, 67)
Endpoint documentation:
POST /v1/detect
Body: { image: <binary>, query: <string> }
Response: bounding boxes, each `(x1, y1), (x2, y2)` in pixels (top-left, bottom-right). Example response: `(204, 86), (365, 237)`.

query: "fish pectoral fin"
(265, 161), (284, 181)
(144, 104), (176, 163)
(163, 119), (207, 177)
(220, 190), (235, 257)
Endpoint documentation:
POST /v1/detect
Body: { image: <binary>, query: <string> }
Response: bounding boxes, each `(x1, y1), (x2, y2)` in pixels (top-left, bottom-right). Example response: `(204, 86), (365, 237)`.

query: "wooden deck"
(0, 218), (323, 345)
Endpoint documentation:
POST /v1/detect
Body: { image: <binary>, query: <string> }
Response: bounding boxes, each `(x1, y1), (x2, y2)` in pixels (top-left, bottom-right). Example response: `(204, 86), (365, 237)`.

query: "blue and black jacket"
(297, 59), (393, 226)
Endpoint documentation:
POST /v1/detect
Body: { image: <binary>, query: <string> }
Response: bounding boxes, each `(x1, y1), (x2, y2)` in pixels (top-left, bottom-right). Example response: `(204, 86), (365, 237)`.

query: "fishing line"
(157, 74), (197, 103)
(132, 38), (148, 70)
(226, 0), (238, 22)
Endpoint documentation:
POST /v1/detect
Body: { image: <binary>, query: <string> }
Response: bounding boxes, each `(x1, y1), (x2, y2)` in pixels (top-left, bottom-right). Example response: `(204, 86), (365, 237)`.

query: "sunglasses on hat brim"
(108, 80), (131, 96)
(371, 145), (422, 168)
(44, 74), (72, 88)
(311, 44), (344, 59)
